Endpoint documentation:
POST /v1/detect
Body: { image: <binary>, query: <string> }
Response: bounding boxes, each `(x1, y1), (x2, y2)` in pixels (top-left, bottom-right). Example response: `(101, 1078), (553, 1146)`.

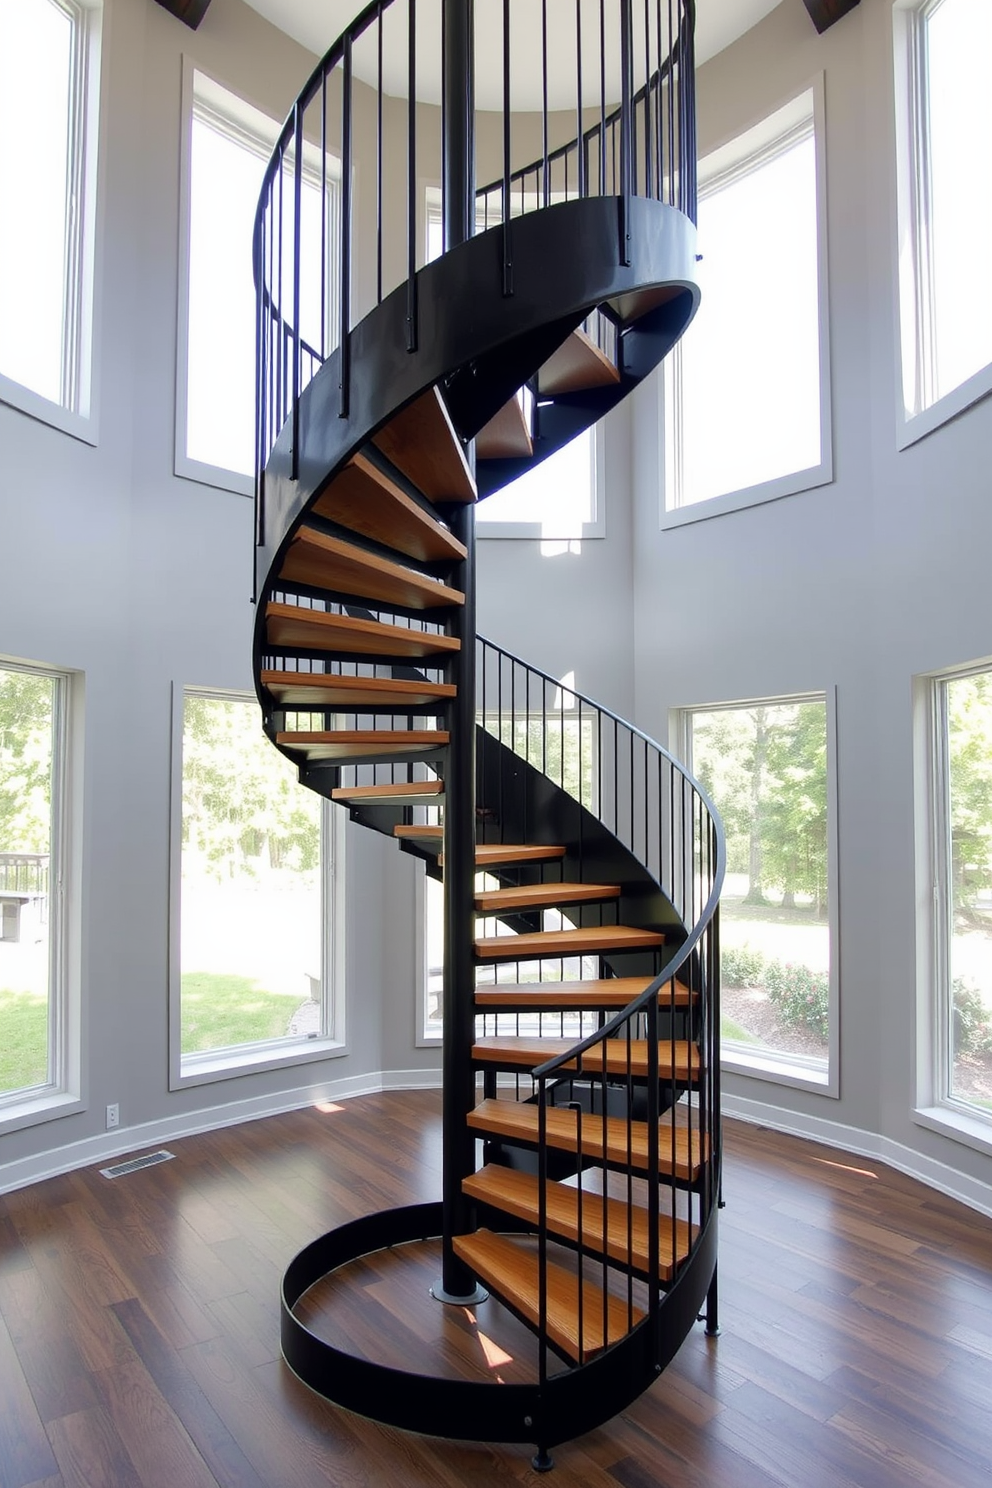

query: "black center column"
(436, 0), (484, 1305)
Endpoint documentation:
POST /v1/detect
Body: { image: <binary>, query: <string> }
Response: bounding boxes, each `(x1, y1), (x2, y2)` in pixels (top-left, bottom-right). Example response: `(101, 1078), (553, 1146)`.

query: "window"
(421, 870), (444, 1043)
(178, 70), (340, 491)
(0, 662), (70, 1116)
(894, 0), (992, 444)
(662, 86), (830, 524)
(0, 0), (100, 438)
(173, 689), (344, 1086)
(925, 667), (992, 1131)
(679, 694), (838, 1091)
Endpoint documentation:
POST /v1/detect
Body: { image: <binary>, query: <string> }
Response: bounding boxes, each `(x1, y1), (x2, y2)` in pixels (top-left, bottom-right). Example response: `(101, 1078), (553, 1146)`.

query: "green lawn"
(0, 989), (48, 1094)
(720, 1014), (760, 1045)
(181, 971), (302, 1054)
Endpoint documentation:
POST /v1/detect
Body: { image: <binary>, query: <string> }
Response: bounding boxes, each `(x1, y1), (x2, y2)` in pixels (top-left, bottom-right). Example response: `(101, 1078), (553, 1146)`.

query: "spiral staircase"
(251, 0), (723, 1466)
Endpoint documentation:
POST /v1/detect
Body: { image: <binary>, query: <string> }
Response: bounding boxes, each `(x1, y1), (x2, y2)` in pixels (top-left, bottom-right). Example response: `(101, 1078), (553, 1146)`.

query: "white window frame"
(893, 0), (992, 449)
(915, 661), (992, 1156)
(176, 64), (341, 496)
(169, 683), (346, 1090)
(660, 79), (832, 529)
(0, 0), (102, 445)
(675, 688), (840, 1097)
(0, 659), (82, 1135)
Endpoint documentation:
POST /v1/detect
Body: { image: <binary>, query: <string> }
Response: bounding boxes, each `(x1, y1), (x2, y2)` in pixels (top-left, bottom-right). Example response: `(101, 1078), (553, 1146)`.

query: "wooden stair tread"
(276, 730), (448, 763)
(467, 1098), (708, 1184)
(265, 603), (460, 660)
(470, 843), (567, 866)
(452, 1229), (643, 1363)
(332, 781), (443, 806)
(475, 394), (533, 461)
(474, 923), (665, 960)
(463, 1165), (694, 1281)
(474, 977), (693, 1010)
(311, 452), (467, 564)
(261, 670), (455, 710)
(394, 824), (443, 843)
(537, 328), (621, 396)
(472, 1037), (699, 1082)
(372, 387), (476, 504)
(607, 284), (684, 324)
(278, 527), (464, 612)
(475, 882), (621, 913)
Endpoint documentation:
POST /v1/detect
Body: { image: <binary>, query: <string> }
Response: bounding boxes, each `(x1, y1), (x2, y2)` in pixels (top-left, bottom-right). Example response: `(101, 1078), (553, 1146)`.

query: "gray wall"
(630, 0), (992, 1199)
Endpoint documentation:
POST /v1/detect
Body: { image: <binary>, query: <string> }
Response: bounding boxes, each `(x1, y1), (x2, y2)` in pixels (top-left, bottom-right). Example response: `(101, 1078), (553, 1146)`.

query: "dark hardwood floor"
(1, 1090), (991, 1487)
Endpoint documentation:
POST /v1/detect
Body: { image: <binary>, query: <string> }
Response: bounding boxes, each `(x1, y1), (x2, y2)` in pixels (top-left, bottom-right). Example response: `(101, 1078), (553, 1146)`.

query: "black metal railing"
(476, 637), (722, 1373)
(253, 0), (697, 537)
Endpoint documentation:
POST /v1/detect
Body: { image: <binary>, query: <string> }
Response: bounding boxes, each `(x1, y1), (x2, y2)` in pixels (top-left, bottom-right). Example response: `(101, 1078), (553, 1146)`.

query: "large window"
(927, 668), (992, 1129)
(173, 690), (343, 1085)
(894, 0), (992, 443)
(680, 694), (837, 1090)
(179, 71), (339, 489)
(663, 87), (829, 523)
(0, 663), (69, 1112)
(0, 0), (100, 435)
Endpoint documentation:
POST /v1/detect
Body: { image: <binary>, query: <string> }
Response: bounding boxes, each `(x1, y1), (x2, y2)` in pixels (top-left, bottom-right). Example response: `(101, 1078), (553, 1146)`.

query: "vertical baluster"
(643, 0), (652, 198)
(291, 102), (303, 477)
(575, 0), (586, 197)
(320, 72), (327, 359)
(502, 0), (512, 293)
(253, 189), (266, 562)
(276, 151), (285, 433)
(407, 0), (418, 349)
(655, 0), (664, 199)
(376, 3), (384, 304)
(340, 42), (353, 417)
(667, 0), (675, 206)
(542, 0), (549, 207)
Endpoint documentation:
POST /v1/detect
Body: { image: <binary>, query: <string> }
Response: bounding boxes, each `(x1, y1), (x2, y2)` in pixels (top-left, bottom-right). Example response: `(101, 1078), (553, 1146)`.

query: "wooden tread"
(475, 882), (620, 914)
(474, 923), (665, 961)
(452, 1229), (643, 1363)
(394, 824), (443, 844)
(472, 1037), (699, 1083)
(463, 1165), (695, 1281)
(474, 977), (693, 1011)
(372, 387), (476, 505)
(261, 671), (455, 711)
(475, 393), (533, 461)
(467, 1098), (708, 1184)
(278, 527), (464, 612)
(311, 452), (467, 564)
(276, 729), (448, 763)
(607, 284), (684, 323)
(537, 327), (621, 396)
(468, 843), (567, 867)
(332, 781), (443, 806)
(265, 603), (460, 660)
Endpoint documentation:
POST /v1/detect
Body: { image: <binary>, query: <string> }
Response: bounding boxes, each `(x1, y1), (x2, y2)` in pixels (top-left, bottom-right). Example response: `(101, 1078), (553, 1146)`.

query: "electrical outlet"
(106, 1102), (120, 1130)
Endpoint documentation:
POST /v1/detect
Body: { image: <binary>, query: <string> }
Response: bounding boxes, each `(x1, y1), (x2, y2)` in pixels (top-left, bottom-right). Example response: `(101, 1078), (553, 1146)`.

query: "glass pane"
(180, 695), (323, 1057)
(424, 872), (443, 1038)
(0, 667), (57, 1096)
(945, 674), (992, 1115)
(0, 0), (73, 403)
(927, 0), (992, 400)
(673, 128), (820, 506)
(481, 428), (594, 535)
(690, 701), (829, 1071)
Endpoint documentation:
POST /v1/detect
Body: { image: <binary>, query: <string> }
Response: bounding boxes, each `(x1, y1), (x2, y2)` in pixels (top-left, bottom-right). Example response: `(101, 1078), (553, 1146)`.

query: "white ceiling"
(242, 1), (784, 111)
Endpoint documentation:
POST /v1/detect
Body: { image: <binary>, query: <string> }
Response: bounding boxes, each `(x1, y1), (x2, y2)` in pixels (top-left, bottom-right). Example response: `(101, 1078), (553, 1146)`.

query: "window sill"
(174, 451), (253, 498)
(662, 460), (833, 530)
(722, 1043), (835, 1096)
(0, 1090), (85, 1137)
(915, 1103), (992, 1159)
(898, 362), (992, 452)
(0, 375), (97, 447)
(173, 1035), (347, 1090)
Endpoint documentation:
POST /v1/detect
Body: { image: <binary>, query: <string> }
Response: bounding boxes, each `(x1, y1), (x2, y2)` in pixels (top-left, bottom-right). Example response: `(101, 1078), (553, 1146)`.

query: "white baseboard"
(723, 1091), (992, 1219)
(0, 1067), (442, 1196)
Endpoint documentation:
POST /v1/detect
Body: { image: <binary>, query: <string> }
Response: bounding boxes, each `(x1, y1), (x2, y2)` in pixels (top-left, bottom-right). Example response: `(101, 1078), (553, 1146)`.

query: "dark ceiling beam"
(801, 0), (860, 33)
(152, 0), (212, 29)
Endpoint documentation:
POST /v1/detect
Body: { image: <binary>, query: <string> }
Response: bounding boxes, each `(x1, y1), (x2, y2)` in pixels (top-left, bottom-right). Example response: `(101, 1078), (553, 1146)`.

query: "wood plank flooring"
(1, 1090), (991, 1486)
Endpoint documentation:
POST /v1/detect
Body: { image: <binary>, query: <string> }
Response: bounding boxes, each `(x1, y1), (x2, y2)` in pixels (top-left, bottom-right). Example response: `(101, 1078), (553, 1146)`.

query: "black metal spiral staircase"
(251, 0), (723, 1465)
